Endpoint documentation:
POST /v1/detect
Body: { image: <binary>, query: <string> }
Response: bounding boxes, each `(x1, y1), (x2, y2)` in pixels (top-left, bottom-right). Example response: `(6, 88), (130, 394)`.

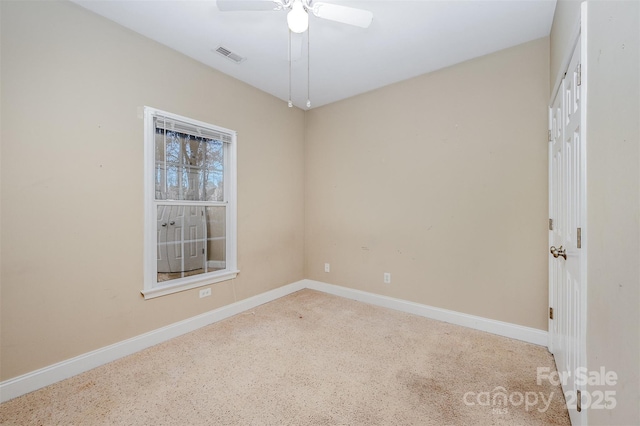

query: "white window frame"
(142, 106), (238, 299)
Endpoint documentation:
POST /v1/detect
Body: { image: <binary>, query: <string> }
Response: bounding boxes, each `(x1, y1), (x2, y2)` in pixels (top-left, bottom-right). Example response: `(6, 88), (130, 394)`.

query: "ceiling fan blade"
(216, 0), (280, 12)
(311, 2), (373, 28)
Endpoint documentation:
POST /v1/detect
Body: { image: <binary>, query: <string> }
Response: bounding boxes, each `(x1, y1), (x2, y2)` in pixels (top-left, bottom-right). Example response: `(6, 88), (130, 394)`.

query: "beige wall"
(584, 1), (638, 424)
(0, 1), (305, 380)
(551, 1), (640, 424)
(305, 38), (550, 330)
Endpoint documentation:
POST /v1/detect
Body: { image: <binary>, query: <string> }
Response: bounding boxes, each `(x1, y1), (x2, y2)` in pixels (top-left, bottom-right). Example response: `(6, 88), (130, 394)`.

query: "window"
(142, 107), (238, 299)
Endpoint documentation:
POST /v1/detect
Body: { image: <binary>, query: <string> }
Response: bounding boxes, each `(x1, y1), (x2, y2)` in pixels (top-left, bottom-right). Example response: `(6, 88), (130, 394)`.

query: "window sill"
(141, 270), (239, 300)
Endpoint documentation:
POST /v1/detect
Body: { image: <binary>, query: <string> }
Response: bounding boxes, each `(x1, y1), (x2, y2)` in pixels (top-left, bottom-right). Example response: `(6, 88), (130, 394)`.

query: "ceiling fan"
(216, 0), (373, 33)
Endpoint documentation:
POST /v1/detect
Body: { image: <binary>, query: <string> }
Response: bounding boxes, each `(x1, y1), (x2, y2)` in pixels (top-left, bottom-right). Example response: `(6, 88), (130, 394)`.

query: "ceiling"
(73, 0), (557, 110)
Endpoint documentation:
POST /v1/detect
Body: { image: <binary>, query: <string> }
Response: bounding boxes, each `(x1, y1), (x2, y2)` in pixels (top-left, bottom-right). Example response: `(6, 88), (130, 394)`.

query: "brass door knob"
(550, 245), (567, 260)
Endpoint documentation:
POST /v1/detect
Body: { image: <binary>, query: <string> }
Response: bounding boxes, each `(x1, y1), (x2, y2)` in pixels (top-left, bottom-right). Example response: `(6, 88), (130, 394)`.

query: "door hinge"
(577, 64), (582, 87)
(577, 389), (582, 412)
(549, 307), (554, 320)
(577, 228), (582, 248)
(549, 218), (553, 231)
(548, 129), (552, 142)
(202, 248), (205, 254)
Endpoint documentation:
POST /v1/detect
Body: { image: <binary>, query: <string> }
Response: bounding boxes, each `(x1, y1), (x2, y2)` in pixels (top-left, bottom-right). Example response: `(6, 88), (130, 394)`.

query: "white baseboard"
(303, 279), (548, 347)
(0, 280), (306, 403)
(0, 278), (546, 403)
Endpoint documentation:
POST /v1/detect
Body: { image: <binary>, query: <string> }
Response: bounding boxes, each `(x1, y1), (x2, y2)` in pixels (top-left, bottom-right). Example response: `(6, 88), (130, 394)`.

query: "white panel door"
(157, 205), (206, 274)
(157, 205), (171, 273)
(549, 38), (586, 426)
(549, 78), (564, 356)
(181, 205), (206, 272)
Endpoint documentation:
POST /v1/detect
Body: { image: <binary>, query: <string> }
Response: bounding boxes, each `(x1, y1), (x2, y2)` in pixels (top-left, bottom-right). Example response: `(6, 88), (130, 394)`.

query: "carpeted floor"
(0, 289), (570, 425)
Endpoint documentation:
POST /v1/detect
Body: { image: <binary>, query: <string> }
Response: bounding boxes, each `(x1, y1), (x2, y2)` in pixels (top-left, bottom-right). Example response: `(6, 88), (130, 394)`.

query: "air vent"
(214, 46), (245, 64)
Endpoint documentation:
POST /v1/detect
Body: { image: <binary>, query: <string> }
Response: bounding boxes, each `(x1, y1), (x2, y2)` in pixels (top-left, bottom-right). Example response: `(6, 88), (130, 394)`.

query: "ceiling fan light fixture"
(287, 0), (308, 33)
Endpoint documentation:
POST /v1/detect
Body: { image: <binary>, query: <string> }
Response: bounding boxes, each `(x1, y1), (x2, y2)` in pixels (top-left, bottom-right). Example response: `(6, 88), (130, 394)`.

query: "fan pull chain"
(288, 29), (293, 108)
(306, 25), (311, 108)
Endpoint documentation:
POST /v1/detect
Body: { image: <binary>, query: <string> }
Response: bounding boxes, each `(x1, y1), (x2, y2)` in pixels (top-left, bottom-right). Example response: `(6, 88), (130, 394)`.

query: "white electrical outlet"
(199, 288), (212, 298)
(384, 273), (391, 284)
(324, 263), (330, 273)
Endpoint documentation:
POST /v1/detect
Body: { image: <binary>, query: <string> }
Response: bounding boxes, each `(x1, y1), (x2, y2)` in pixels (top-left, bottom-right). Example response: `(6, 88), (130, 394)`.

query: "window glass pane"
(156, 205), (226, 284)
(205, 206), (226, 273)
(155, 130), (224, 202)
(201, 137), (224, 202)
